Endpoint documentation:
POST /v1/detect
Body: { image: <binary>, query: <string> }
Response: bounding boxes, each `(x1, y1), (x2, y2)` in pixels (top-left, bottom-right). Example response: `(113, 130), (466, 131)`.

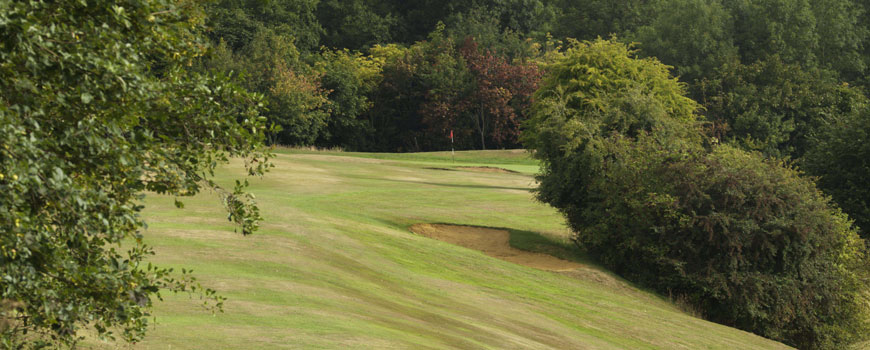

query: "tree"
(810, 0), (867, 81)
(0, 0), (269, 346)
(701, 57), (864, 160)
(444, 8), (536, 60)
(726, 0), (818, 66)
(551, 0), (650, 41)
(723, 0), (866, 79)
(523, 39), (699, 155)
(412, 31), (541, 151)
(803, 107), (870, 239)
(631, 0), (738, 91)
(523, 38), (701, 252)
(206, 0), (323, 52)
(313, 48), (384, 149)
(457, 38), (541, 149)
(206, 30), (329, 146)
(364, 43), (436, 152)
(580, 136), (869, 350)
(416, 30), (476, 151)
(316, 0), (397, 50)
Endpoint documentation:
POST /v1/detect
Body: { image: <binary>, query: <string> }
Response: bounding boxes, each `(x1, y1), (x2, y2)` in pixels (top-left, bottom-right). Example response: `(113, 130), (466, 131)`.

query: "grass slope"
(86, 150), (790, 349)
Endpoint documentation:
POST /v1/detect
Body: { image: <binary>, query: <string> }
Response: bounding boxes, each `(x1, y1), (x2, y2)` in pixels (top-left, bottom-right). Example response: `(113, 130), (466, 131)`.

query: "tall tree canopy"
(206, 0), (323, 51)
(0, 0), (269, 346)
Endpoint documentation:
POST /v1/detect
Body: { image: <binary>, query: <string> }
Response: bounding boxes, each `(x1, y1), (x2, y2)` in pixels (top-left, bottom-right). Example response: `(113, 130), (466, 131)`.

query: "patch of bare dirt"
(456, 166), (519, 174)
(409, 224), (582, 272)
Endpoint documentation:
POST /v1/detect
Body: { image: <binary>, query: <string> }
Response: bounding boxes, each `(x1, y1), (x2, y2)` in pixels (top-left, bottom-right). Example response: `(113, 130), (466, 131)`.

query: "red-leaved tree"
(418, 37), (541, 150)
(459, 38), (541, 149)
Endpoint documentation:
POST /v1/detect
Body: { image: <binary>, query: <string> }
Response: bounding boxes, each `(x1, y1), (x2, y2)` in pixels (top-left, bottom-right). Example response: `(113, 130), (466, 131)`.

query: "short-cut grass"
(85, 149), (790, 349)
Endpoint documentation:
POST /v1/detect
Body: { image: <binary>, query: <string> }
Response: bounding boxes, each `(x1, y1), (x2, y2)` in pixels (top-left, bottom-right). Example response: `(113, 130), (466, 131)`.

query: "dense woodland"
(2, 0), (870, 349)
(203, 0), (868, 152)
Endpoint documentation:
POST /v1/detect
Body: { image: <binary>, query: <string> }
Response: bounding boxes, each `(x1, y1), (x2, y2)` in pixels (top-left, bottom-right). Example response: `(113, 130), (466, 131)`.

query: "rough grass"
(83, 150), (791, 349)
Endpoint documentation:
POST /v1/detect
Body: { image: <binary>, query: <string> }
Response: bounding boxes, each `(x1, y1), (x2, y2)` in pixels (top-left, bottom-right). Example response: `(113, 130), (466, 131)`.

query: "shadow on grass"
(406, 222), (703, 317)
(422, 167), (456, 171)
(505, 228), (592, 264)
(503, 227), (711, 320)
(410, 222), (594, 266)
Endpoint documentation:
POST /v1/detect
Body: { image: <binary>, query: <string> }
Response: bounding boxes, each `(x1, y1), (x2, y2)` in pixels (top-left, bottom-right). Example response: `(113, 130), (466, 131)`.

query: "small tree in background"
(459, 38), (541, 150)
(416, 29), (476, 151)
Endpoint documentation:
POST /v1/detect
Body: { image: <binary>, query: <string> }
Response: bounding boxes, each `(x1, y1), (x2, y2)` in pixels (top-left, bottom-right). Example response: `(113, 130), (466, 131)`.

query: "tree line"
(203, 0), (870, 151)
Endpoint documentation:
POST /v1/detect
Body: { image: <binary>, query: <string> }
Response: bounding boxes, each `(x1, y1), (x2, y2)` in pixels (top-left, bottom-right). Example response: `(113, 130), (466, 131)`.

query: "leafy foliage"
(316, 0), (397, 50)
(207, 31), (329, 146)
(523, 39), (700, 158)
(206, 0), (323, 51)
(701, 58), (866, 159)
(443, 8), (537, 60)
(363, 44), (430, 151)
(550, 0), (648, 40)
(0, 0), (269, 346)
(631, 0), (738, 88)
(313, 48), (384, 149)
(724, 0), (866, 78)
(578, 137), (868, 349)
(415, 32), (477, 151)
(523, 39), (870, 350)
(803, 107), (870, 239)
(362, 29), (541, 152)
(456, 39), (541, 149)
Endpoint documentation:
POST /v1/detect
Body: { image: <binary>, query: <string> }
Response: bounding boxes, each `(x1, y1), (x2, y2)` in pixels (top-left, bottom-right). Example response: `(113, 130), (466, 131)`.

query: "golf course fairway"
(85, 149), (791, 349)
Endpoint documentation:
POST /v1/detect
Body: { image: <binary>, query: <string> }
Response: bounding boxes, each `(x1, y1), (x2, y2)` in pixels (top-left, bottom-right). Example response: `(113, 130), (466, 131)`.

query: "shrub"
(523, 38), (702, 230)
(577, 137), (869, 349)
(523, 38), (870, 350)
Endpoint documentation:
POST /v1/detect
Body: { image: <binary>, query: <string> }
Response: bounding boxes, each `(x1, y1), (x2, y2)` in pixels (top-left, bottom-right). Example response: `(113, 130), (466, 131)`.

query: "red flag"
(450, 130), (453, 141)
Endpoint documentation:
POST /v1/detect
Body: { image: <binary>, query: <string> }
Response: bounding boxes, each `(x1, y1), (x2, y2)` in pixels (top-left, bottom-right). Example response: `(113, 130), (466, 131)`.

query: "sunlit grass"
(84, 149), (790, 349)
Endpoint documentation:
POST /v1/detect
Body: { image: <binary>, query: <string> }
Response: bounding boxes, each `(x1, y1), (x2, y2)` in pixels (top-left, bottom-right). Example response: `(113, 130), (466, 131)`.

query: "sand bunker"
(409, 224), (583, 272)
(410, 224), (640, 293)
(455, 166), (519, 174)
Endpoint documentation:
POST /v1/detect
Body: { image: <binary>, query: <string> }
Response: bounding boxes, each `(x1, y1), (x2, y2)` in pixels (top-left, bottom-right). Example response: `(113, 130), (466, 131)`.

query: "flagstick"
(451, 129), (455, 163)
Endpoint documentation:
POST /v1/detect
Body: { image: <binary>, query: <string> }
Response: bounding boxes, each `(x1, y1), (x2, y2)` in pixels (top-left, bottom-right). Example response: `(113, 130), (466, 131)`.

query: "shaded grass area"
(508, 228), (581, 263)
(83, 150), (790, 349)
